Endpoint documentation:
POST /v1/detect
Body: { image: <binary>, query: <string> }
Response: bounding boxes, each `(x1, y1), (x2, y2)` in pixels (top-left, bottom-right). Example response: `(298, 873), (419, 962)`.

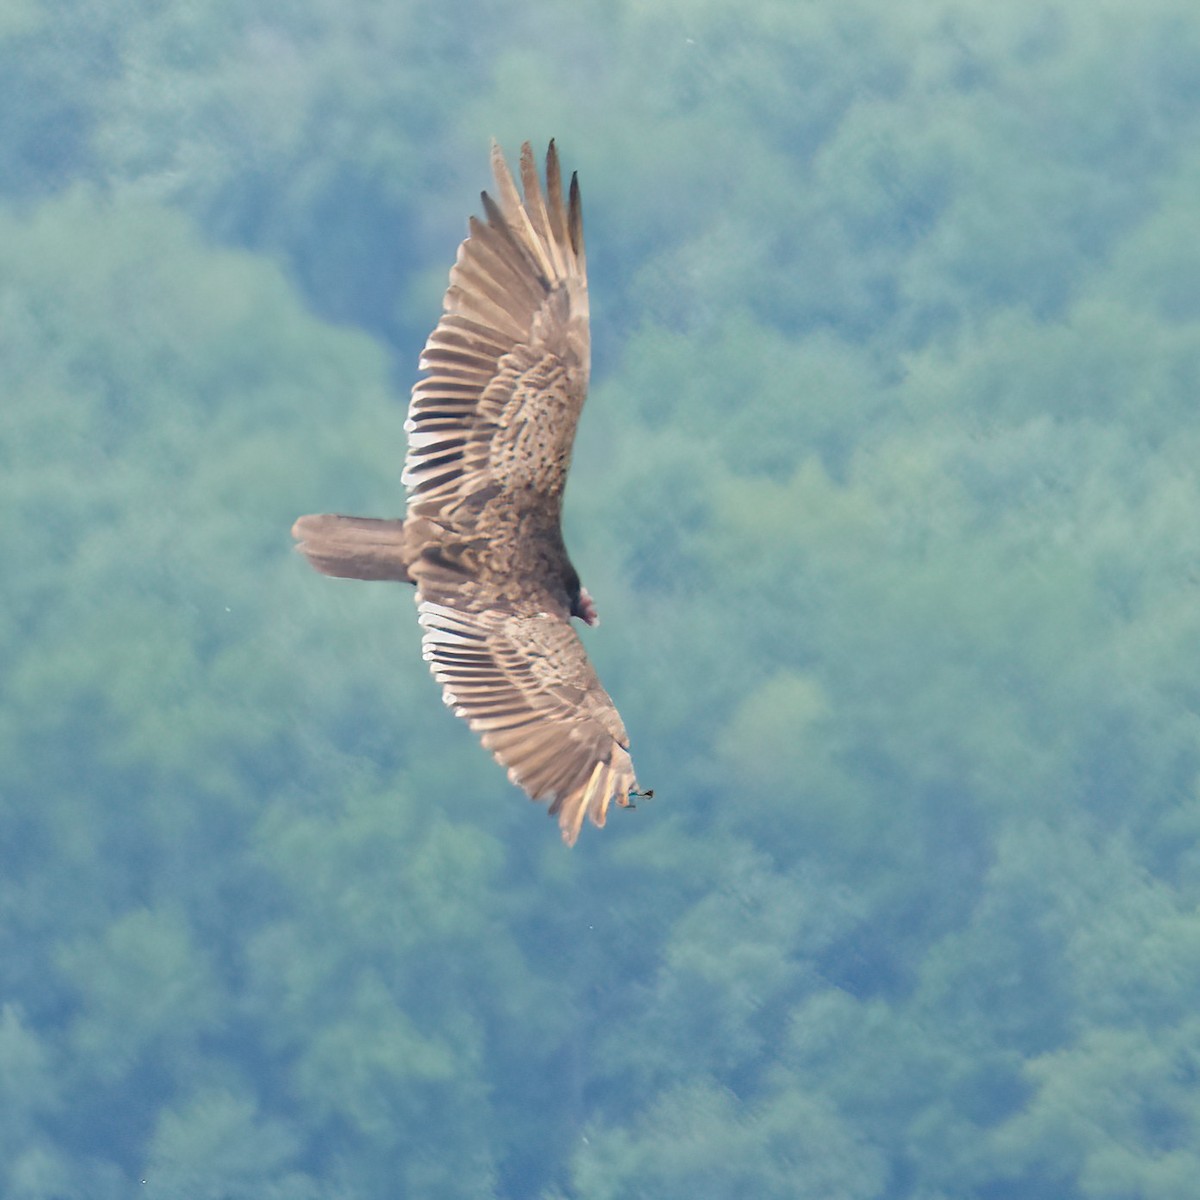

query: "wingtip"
(559, 798), (592, 847)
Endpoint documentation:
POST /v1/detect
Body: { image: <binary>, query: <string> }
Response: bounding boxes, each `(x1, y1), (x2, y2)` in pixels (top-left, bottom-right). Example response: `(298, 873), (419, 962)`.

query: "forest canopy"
(3, 1), (1200, 1197)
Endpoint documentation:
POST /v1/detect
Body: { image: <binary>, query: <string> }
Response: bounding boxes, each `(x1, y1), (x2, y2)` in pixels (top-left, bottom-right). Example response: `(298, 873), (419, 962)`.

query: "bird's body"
(293, 141), (643, 845)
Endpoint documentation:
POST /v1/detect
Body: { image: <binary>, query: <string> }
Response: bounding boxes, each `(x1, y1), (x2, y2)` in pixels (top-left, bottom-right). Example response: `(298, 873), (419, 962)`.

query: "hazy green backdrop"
(4, 1), (1200, 1196)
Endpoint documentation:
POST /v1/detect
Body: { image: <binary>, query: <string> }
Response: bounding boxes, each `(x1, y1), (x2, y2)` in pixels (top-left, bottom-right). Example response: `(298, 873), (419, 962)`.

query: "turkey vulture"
(293, 141), (647, 845)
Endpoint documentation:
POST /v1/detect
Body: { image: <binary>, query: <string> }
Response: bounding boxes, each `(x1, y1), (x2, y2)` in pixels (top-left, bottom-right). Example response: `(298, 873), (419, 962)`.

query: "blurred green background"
(4, 1), (1200, 1196)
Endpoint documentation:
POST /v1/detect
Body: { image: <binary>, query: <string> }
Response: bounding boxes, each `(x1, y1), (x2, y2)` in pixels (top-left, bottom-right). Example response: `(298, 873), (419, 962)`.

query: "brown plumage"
(292, 141), (645, 845)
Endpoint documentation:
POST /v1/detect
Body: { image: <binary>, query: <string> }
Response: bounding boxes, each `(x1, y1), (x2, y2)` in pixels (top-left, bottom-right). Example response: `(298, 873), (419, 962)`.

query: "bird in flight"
(293, 141), (647, 845)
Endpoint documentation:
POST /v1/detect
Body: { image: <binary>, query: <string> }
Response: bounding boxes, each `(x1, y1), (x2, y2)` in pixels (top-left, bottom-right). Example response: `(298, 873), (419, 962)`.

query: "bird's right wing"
(415, 582), (639, 846)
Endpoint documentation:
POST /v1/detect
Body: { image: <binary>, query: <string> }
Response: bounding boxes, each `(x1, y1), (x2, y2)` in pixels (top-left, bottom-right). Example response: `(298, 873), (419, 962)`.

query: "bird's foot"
(622, 788), (654, 810)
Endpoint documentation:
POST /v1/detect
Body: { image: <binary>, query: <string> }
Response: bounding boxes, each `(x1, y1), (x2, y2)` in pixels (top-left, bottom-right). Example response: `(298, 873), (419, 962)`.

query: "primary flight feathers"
(292, 141), (644, 845)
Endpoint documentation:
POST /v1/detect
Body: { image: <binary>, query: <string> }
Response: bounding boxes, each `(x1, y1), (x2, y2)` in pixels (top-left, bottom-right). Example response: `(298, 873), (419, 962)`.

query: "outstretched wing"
(403, 140), (589, 530)
(416, 582), (640, 846)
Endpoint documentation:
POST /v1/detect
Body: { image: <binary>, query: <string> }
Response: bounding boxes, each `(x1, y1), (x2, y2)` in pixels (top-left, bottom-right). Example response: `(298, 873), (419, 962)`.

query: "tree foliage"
(4, 0), (1200, 1196)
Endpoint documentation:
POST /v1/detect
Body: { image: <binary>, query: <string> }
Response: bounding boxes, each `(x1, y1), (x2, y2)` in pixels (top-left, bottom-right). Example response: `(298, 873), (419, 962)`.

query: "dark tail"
(291, 514), (414, 582)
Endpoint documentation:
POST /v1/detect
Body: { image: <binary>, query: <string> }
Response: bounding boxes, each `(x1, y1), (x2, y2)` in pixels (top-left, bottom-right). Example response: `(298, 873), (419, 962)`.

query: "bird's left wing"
(404, 140), (589, 533)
